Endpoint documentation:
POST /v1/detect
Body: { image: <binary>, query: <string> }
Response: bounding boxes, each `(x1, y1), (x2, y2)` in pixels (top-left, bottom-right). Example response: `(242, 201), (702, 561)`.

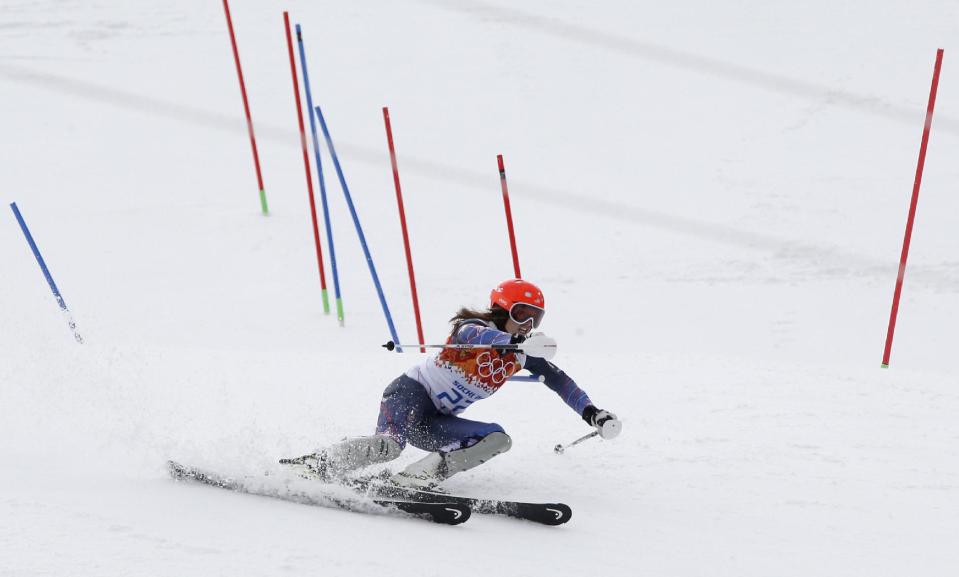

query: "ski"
(168, 461), (470, 525)
(353, 477), (572, 526)
(278, 457), (571, 525)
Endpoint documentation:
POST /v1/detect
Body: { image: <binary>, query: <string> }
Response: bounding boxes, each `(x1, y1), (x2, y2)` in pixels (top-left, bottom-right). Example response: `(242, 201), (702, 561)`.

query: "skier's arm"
(523, 356), (593, 415)
(525, 348), (623, 439)
(453, 322), (513, 346)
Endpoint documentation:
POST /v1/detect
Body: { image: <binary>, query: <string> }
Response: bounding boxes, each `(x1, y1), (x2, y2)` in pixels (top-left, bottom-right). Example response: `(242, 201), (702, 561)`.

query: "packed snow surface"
(2, 1), (959, 575)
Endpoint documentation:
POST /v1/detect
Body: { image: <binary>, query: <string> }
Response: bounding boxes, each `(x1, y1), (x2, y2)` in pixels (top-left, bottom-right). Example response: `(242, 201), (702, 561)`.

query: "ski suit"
(375, 319), (593, 452)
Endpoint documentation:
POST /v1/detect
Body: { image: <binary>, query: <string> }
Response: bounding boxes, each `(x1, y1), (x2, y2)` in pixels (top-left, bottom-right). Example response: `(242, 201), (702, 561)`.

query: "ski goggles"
(509, 303), (545, 328)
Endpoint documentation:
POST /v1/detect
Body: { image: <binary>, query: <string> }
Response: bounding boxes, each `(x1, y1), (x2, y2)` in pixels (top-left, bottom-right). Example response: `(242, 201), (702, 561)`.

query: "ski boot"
(281, 434), (402, 482)
(390, 431), (512, 490)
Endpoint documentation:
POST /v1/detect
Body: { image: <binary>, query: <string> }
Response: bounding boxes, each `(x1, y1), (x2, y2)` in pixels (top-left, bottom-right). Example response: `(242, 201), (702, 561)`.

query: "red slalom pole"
(497, 154), (522, 278)
(283, 12), (330, 314)
(882, 48), (944, 368)
(383, 107), (426, 353)
(221, 0), (269, 215)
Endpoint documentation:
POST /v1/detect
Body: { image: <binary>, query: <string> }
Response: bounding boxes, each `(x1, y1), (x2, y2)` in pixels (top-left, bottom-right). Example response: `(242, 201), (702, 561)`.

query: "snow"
(2, 0), (958, 575)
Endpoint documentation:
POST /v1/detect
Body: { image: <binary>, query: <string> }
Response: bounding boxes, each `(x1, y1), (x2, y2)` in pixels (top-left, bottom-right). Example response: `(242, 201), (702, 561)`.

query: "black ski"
(168, 461), (470, 525)
(278, 458), (571, 525)
(356, 479), (572, 526)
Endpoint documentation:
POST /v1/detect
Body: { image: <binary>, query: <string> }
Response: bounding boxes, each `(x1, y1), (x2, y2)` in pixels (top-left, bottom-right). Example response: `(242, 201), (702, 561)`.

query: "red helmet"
(490, 279), (546, 328)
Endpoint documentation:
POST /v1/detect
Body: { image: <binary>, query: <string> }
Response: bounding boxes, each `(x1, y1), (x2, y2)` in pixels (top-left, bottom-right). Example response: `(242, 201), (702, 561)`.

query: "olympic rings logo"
(476, 351), (516, 385)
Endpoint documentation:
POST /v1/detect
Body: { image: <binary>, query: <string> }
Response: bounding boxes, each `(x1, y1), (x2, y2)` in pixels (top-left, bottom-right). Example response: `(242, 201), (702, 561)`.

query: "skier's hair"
(449, 305), (509, 334)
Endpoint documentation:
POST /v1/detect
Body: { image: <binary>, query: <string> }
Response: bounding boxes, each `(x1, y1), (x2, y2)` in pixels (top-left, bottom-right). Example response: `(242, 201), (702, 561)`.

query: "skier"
(287, 279), (621, 489)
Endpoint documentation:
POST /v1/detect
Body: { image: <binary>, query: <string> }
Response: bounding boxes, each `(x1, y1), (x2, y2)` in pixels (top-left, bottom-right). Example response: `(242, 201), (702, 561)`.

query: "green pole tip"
(881, 364), (889, 368)
(336, 299), (345, 327)
(259, 189), (269, 215)
(321, 288), (330, 314)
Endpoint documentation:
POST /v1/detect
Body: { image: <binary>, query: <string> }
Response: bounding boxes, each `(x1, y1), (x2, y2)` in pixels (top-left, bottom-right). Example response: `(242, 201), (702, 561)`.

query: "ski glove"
(494, 333), (526, 355)
(520, 333), (557, 360)
(582, 405), (622, 440)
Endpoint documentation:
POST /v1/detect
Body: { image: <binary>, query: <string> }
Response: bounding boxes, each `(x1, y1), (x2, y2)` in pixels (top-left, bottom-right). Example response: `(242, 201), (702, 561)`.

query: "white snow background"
(2, 0), (959, 575)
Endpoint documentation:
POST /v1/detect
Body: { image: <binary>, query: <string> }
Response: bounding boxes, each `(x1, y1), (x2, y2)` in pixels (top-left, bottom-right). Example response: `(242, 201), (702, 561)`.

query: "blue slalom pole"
(295, 24), (344, 326)
(314, 104), (402, 351)
(10, 202), (83, 343)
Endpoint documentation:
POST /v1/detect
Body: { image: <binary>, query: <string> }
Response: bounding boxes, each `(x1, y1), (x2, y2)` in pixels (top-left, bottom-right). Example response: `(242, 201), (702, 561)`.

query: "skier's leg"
(374, 374), (437, 447)
(392, 416), (512, 488)
(307, 434), (403, 480)
(291, 375), (432, 480)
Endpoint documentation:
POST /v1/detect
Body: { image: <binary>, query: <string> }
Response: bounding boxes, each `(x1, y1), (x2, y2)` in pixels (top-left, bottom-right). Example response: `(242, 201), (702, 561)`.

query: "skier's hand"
(494, 332), (526, 355)
(582, 405), (622, 440)
(520, 333), (557, 360)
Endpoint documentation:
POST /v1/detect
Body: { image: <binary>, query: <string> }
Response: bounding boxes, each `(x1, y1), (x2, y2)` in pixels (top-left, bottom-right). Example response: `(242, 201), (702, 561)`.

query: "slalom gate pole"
(383, 107), (426, 352)
(283, 12), (330, 314)
(296, 23), (343, 325)
(314, 104), (402, 350)
(10, 202), (83, 343)
(497, 154), (522, 279)
(882, 48), (944, 368)
(221, 0), (268, 215)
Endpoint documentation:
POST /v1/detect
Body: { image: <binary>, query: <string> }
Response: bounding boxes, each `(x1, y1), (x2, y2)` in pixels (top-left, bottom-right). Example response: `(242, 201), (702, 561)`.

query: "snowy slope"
(2, 0), (959, 575)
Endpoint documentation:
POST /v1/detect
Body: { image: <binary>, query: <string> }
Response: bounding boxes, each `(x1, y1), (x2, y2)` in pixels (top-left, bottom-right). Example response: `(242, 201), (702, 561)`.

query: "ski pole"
(383, 340), (518, 352)
(383, 338), (554, 358)
(553, 431), (599, 454)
